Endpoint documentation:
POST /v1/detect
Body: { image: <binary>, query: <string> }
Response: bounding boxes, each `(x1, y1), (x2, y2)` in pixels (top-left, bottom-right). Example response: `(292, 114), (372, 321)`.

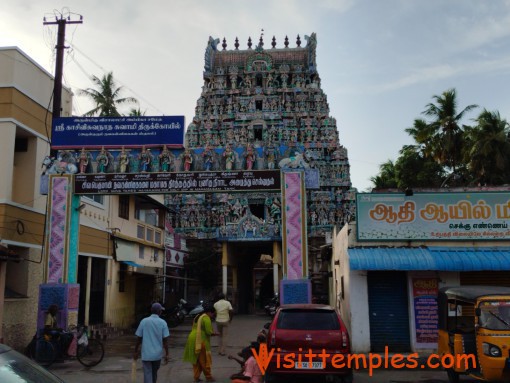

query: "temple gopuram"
(165, 33), (356, 311)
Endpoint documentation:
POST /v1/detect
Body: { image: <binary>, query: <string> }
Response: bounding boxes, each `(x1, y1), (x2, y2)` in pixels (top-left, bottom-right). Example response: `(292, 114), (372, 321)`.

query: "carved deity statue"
(78, 148), (89, 174)
(223, 145), (235, 171)
(139, 146), (153, 172)
(265, 145), (277, 169)
(96, 147), (109, 173)
(202, 145), (214, 171)
(118, 146), (130, 173)
(244, 144), (256, 170)
(183, 149), (193, 171)
(159, 145), (172, 172)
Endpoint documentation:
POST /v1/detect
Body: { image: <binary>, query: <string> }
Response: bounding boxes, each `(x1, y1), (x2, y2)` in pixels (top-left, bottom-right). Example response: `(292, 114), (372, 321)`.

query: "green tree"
(421, 88), (477, 173)
(394, 146), (446, 189)
(464, 109), (510, 185)
(404, 118), (436, 159)
(79, 71), (138, 116)
(129, 107), (146, 116)
(370, 160), (398, 189)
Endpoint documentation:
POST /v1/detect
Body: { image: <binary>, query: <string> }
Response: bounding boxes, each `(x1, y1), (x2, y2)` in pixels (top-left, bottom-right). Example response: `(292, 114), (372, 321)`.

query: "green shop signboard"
(356, 192), (510, 241)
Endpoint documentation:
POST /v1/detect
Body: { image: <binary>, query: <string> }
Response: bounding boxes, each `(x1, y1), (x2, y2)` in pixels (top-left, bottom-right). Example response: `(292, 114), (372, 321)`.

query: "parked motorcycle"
(264, 293), (279, 317)
(165, 298), (188, 328)
(188, 300), (205, 317)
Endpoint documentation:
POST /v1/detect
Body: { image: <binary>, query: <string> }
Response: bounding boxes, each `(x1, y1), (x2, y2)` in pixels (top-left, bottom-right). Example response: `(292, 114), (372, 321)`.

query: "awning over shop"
(122, 261), (143, 268)
(121, 260), (159, 275)
(348, 247), (510, 271)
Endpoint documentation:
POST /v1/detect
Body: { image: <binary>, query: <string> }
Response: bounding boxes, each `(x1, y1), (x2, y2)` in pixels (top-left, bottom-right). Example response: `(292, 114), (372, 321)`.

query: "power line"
(65, 41), (167, 115)
(43, 10), (83, 119)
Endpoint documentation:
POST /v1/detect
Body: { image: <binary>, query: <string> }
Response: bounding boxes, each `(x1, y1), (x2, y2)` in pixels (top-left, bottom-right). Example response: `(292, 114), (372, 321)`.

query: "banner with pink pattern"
(46, 176), (70, 283)
(282, 171), (307, 279)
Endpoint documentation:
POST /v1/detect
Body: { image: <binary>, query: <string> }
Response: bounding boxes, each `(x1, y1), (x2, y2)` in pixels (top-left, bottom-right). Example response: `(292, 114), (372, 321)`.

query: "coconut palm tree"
(421, 88), (477, 173)
(404, 118), (435, 159)
(370, 160), (398, 190)
(79, 72), (138, 117)
(129, 107), (146, 116)
(465, 109), (510, 185)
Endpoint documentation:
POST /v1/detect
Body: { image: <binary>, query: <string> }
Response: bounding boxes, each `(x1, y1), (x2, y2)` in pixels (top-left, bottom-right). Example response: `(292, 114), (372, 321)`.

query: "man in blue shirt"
(134, 302), (170, 383)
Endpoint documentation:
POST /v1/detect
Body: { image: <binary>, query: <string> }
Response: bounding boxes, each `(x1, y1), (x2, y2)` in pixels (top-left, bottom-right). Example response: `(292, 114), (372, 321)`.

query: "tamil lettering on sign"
(73, 170), (281, 194)
(412, 278), (438, 345)
(51, 116), (185, 149)
(357, 192), (510, 240)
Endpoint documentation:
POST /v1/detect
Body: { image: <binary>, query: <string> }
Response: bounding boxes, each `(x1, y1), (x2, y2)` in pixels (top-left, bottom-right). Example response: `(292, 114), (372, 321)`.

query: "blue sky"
(2, 0), (510, 191)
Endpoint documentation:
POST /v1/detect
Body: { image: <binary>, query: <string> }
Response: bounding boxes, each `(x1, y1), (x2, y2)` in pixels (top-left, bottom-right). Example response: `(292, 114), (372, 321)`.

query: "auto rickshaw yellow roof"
(439, 285), (510, 303)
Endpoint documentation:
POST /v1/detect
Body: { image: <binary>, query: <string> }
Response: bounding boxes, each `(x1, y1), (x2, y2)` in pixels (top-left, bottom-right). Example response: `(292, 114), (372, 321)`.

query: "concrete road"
(48, 315), (481, 383)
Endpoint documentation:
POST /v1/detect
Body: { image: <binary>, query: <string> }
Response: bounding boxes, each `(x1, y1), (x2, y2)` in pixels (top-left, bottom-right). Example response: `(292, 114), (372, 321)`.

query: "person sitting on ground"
(228, 333), (266, 367)
(229, 342), (263, 383)
(44, 304), (73, 356)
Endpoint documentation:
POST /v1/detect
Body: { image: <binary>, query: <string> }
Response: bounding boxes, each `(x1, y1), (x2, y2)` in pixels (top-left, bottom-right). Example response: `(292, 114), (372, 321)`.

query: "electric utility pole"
(43, 11), (83, 119)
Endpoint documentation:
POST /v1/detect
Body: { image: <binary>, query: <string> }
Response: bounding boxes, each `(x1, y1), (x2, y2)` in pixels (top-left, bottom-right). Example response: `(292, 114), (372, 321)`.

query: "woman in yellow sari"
(183, 305), (218, 382)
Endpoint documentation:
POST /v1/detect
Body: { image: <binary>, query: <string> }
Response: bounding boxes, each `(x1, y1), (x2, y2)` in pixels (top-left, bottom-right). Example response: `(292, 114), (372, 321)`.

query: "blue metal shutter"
(367, 271), (411, 352)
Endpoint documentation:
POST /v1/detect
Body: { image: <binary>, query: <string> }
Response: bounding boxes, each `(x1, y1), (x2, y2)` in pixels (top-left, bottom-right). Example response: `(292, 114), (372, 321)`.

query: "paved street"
(48, 314), (480, 383)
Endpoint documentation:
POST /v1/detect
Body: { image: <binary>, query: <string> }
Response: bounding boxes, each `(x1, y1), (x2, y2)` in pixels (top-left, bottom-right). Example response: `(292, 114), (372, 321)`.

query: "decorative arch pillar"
(221, 242), (235, 295)
(272, 241), (282, 294)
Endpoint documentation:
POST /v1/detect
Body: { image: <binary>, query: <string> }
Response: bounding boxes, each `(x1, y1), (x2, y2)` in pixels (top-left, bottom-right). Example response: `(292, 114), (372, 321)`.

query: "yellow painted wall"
(105, 260), (136, 328)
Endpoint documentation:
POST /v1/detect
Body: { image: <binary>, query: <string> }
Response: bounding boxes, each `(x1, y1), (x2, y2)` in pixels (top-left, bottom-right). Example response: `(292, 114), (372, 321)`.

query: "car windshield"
(277, 309), (340, 330)
(0, 349), (63, 383)
(478, 301), (510, 330)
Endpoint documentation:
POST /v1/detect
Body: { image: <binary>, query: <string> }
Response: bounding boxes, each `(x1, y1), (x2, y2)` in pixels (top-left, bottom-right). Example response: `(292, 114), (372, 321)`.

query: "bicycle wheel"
(24, 336), (37, 359)
(35, 338), (57, 367)
(77, 338), (104, 367)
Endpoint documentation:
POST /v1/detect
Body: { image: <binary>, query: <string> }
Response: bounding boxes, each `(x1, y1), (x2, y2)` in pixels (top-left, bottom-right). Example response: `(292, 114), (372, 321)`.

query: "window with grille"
(137, 225), (145, 239)
(146, 228), (154, 242)
(119, 195), (129, 219)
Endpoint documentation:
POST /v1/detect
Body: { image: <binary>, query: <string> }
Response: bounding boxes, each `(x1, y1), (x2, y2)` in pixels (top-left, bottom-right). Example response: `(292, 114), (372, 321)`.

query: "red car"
(265, 304), (352, 383)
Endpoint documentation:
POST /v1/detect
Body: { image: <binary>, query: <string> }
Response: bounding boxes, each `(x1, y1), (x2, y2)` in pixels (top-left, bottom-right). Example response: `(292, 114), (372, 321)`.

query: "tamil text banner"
(51, 116), (185, 149)
(357, 192), (510, 241)
(74, 170), (281, 194)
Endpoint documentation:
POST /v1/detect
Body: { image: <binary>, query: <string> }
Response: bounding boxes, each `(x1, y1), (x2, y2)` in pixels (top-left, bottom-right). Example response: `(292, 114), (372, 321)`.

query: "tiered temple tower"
(165, 34), (355, 303)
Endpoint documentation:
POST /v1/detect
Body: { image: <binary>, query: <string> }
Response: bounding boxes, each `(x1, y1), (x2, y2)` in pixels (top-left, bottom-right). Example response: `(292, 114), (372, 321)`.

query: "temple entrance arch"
(42, 116), (310, 332)
(227, 241), (274, 314)
(43, 166), (307, 328)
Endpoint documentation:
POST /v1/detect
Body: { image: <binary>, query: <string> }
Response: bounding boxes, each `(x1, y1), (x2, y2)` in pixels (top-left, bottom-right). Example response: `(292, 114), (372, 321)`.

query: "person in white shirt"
(213, 293), (233, 356)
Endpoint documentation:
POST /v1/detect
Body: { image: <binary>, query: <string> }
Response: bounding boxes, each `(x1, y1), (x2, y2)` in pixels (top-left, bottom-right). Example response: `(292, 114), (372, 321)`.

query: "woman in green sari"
(183, 305), (218, 382)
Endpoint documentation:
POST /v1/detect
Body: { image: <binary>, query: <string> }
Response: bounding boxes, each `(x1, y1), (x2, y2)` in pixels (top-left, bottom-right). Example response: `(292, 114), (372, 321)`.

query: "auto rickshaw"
(438, 285), (510, 382)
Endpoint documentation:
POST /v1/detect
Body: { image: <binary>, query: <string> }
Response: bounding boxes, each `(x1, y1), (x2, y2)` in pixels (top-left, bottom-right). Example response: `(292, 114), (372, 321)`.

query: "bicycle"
(25, 325), (105, 368)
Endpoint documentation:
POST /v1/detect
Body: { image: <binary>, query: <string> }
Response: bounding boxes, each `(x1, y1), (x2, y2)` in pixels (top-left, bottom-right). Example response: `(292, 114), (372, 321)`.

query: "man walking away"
(134, 302), (170, 383)
(213, 293), (233, 355)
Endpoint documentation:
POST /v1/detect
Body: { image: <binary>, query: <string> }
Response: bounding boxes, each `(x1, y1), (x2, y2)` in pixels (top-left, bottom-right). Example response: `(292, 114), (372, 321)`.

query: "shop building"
(0, 47), (167, 349)
(332, 190), (510, 353)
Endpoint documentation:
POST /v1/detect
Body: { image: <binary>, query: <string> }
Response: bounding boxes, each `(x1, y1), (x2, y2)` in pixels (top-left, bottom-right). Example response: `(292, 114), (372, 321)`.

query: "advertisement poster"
(356, 192), (510, 241)
(412, 278), (439, 345)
